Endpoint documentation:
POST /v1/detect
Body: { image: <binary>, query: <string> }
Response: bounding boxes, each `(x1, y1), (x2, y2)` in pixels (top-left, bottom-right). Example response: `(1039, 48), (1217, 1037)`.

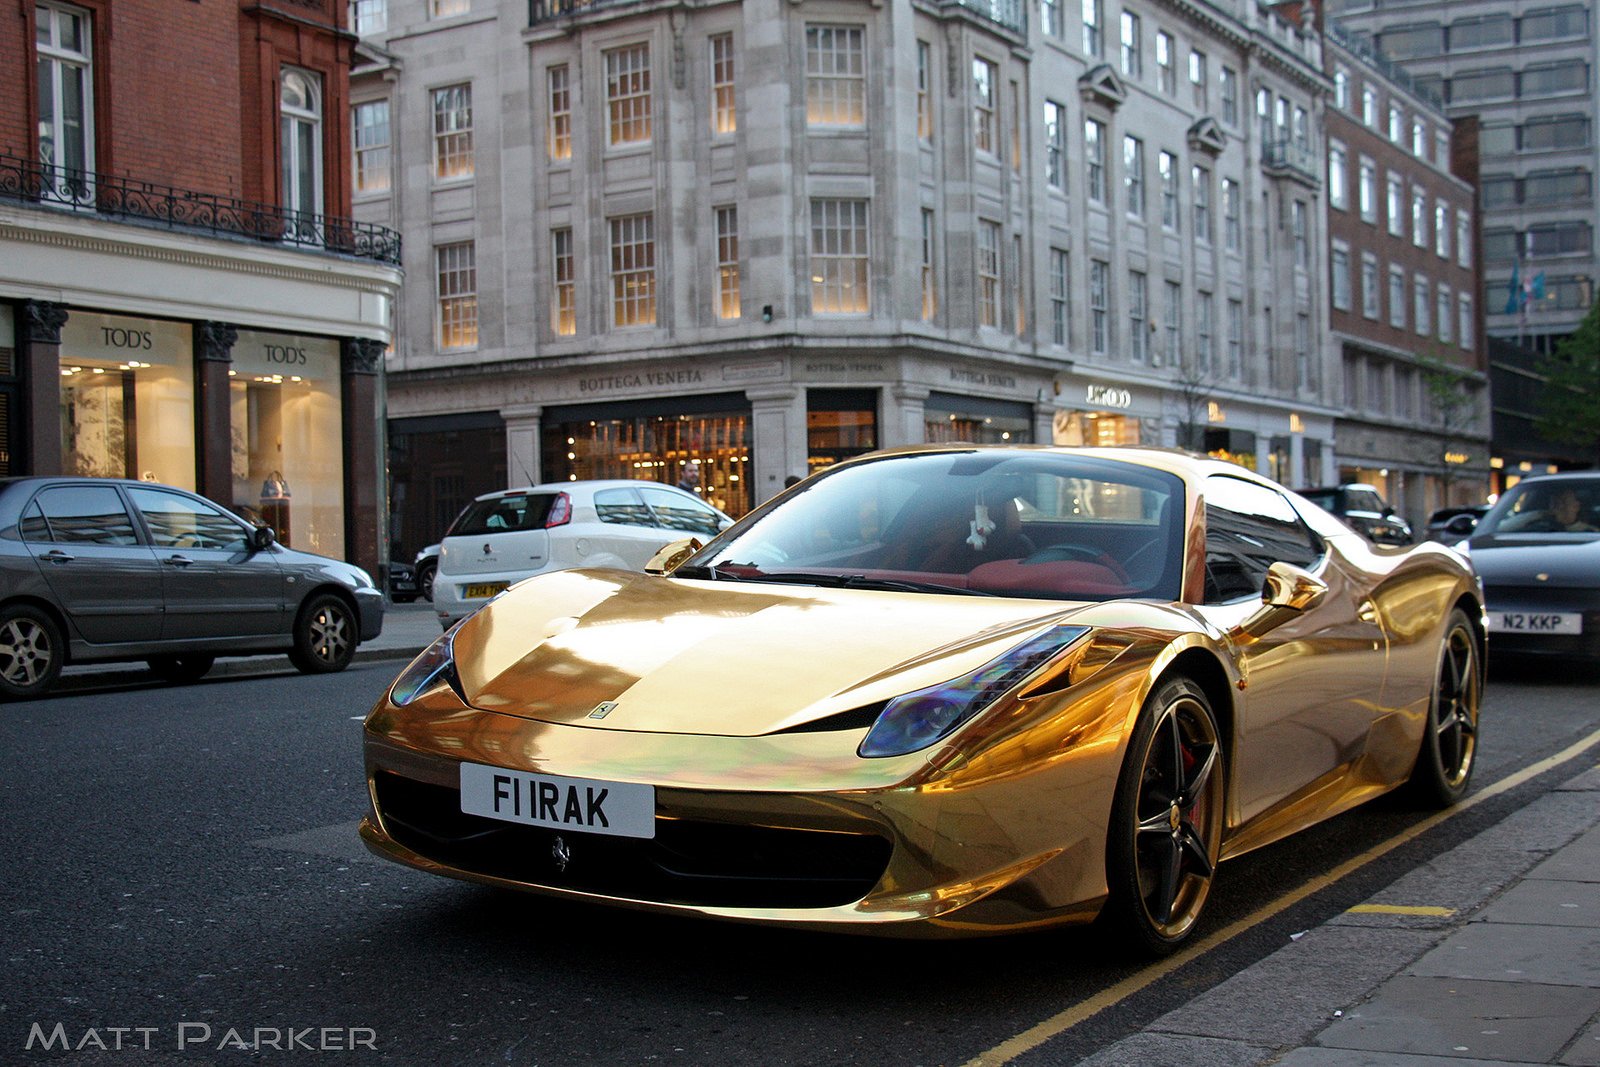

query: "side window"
(1203, 476), (1322, 604)
(593, 488), (652, 527)
(33, 486), (140, 546)
(638, 486), (724, 536)
(18, 501), (50, 542)
(127, 488), (250, 551)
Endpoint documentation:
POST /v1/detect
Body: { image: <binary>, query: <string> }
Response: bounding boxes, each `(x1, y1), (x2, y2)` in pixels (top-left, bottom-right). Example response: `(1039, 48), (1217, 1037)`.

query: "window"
(1124, 136), (1144, 218)
(1162, 281), (1181, 367)
(1519, 61), (1588, 99)
(1256, 87), (1272, 145)
(1449, 67), (1513, 102)
(810, 199), (869, 314)
(1292, 199), (1308, 269)
(1220, 66), (1238, 125)
(1520, 5), (1587, 42)
(1387, 174), (1404, 236)
(1085, 119), (1105, 203)
(1293, 106), (1308, 151)
(1457, 209), (1472, 268)
(1412, 190), (1427, 248)
(1196, 292), (1214, 376)
(606, 44), (652, 145)
(1437, 284), (1452, 342)
(1388, 105), (1403, 143)
(1525, 169), (1593, 204)
(1449, 13), (1510, 48)
(1128, 270), (1147, 362)
(1045, 101), (1067, 191)
(1334, 68), (1350, 111)
(1362, 254), (1379, 319)
(917, 41), (932, 142)
(1189, 50), (1207, 109)
(973, 58), (998, 155)
(1483, 228), (1517, 263)
(1082, 0), (1103, 58)
(1389, 265), (1407, 328)
(1120, 12), (1141, 79)
(1222, 178), (1240, 252)
(1050, 249), (1068, 345)
(280, 69), (322, 227)
(548, 65), (572, 161)
(978, 220), (1001, 328)
(1328, 142), (1347, 210)
(1362, 86), (1377, 127)
(1332, 244), (1352, 311)
(27, 486), (137, 545)
(806, 27), (865, 127)
(350, 0), (386, 35)
(1192, 165), (1211, 243)
(715, 206), (739, 320)
(36, 1), (94, 199)
(1155, 32), (1175, 94)
(436, 242), (477, 349)
(1458, 293), (1474, 350)
(431, 0), (468, 15)
(352, 100), (390, 195)
(1521, 114), (1590, 151)
(1525, 221), (1592, 257)
(130, 488), (251, 553)
(1435, 129), (1450, 163)
(1435, 199), (1450, 258)
(1009, 81), (1022, 172)
(1295, 313), (1314, 392)
(1412, 118), (1426, 158)
(1041, 0), (1061, 38)
(552, 228), (575, 337)
(1226, 299), (1243, 379)
(1089, 259), (1109, 354)
(1159, 150), (1178, 230)
(432, 83), (473, 180)
(711, 34), (736, 135)
(921, 209), (937, 321)
(1414, 274), (1430, 336)
(1013, 234), (1025, 334)
(610, 214), (656, 327)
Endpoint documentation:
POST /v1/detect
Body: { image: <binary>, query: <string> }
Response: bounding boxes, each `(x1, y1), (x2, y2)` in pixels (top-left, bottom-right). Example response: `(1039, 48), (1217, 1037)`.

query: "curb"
(51, 644), (430, 694)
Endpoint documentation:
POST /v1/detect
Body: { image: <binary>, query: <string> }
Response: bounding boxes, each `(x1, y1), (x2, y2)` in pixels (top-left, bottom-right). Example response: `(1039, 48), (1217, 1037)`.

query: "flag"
(1504, 263), (1522, 315)
(1530, 272), (1547, 302)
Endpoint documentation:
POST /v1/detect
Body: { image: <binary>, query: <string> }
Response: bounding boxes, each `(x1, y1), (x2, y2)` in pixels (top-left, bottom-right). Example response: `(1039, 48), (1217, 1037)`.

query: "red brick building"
(1, 0), (401, 578)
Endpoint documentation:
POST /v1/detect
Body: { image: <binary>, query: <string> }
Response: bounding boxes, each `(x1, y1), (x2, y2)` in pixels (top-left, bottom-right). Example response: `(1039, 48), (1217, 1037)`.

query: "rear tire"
(418, 562), (436, 603)
(1406, 608), (1480, 808)
(0, 605), (64, 700)
(147, 654), (215, 684)
(288, 594), (357, 674)
(1101, 676), (1225, 956)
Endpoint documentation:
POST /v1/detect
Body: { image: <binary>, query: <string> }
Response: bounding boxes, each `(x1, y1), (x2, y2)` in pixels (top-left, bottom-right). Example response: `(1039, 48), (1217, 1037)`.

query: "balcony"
(1261, 139), (1320, 188)
(0, 153), (402, 267)
(942, 0), (1026, 35)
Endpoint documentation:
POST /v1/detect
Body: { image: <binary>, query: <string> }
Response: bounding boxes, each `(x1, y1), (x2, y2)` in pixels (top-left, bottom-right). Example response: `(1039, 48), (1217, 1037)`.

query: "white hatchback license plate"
(459, 762), (655, 839)
(1490, 611), (1582, 635)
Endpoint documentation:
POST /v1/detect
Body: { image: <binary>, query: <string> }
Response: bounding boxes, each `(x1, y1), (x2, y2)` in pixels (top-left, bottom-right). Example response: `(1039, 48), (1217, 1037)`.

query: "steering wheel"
(741, 543), (790, 568)
(1022, 544), (1105, 565)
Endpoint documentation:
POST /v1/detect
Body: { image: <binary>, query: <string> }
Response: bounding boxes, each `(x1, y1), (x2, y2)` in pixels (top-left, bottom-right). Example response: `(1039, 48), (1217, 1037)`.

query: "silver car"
(0, 477), (383, 699)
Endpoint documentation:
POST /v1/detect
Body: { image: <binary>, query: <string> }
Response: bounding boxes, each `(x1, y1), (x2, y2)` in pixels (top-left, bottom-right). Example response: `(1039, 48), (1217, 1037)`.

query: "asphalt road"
(2, 656), (1598, 1064)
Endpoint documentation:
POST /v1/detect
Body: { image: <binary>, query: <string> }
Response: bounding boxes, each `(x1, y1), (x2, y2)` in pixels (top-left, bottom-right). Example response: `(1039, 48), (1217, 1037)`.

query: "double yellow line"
(963, 726), (1600, 1067)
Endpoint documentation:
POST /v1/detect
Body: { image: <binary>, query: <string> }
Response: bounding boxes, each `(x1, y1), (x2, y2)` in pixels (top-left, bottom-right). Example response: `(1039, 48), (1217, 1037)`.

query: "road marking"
(962, 725), (1600, 1067)
(1346, 904), (1455, 916)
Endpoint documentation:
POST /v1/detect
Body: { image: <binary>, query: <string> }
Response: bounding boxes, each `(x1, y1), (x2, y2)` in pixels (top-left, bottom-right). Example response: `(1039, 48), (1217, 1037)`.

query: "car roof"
(470, 480), (694, 502)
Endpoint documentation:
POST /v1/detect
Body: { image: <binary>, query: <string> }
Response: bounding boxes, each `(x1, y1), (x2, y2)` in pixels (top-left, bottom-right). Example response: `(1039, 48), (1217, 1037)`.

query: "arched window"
(279, 68), (323, 235)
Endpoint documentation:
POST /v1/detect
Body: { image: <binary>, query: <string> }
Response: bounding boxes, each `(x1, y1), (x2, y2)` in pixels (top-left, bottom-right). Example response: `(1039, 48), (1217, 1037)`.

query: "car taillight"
(544, 492), (573, 528)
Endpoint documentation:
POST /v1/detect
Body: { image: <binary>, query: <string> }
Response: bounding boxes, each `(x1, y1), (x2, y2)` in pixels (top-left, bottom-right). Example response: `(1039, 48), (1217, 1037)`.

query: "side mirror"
(645, 537), (702, 575)
(251, 525), (277, 551)
(1232, 561), (1328, 641)
(1445, 514), (1477, 536)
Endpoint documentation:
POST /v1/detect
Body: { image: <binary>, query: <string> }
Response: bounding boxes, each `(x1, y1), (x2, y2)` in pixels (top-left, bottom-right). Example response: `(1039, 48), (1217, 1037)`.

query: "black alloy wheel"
(1407, 608), (1480, 807)
(288, 594), (357, 674)
(0, 605), (65, 700)
(1103, 676), (1225, 955)
(146, 654), (216, 685)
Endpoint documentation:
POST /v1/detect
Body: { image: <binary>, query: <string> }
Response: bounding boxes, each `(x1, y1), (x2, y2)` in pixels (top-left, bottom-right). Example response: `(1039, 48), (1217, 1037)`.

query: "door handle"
(40, 549), (76, 563)
(163, 555), (196, 568)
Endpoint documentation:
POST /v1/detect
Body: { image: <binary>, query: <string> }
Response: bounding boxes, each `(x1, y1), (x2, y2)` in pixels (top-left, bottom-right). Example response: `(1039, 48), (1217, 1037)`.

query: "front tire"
(1407, 608), (1480, 808)
(1102, 676), (1225, 956)
(288, 594), (357, 674)
(0, 605), (64, 700)
(147, 654), (216, 684)
(418, 563), (436, 603)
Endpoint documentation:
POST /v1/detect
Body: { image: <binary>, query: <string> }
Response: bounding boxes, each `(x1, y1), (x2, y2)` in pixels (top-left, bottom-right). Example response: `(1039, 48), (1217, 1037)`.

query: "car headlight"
(350, 567), (376, 590)
(390, 624), (463, 706)
(858, 624), (1091, 758)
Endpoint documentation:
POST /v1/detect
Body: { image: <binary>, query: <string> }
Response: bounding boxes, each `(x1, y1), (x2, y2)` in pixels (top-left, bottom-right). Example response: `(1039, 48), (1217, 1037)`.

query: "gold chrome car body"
(361, 447), (1484, 937)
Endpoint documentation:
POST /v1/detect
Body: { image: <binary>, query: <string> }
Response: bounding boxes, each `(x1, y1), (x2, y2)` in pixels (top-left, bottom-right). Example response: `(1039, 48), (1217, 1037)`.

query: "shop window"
(0, 306), (15, 476)
(1053, 411), (1142, 447)
(230, 330), (345, 558)
(923, 394), (1032, 445)
(388, 413), (506, 561)
(807, 389), (878, 476)
(58, 313), (196, 489)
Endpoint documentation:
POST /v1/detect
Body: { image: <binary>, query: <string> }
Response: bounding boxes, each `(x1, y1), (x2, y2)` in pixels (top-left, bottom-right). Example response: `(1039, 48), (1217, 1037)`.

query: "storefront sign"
(60, 312), (190, 368)
(949, 368), (1018, 390)
(801, 359), (886, 377)
(233, 330), (338, 380)
(1444, 451), (1471, 465)
(1085, 383), (1132, 410)
(722, 360), (784, 383)
(578, 367), (706, 394)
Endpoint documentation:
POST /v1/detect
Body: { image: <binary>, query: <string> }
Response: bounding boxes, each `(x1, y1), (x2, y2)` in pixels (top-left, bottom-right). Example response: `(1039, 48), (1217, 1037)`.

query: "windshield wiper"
(838, 575), (998, 596)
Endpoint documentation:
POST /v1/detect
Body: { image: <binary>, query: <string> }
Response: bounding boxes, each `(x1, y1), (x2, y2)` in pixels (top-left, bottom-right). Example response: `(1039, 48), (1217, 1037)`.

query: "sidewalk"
(1063, 761), (1600, 1067)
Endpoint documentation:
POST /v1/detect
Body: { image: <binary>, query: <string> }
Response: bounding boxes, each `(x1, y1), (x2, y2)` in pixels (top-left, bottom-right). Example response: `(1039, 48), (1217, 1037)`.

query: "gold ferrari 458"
(361, 447), (1483, 953)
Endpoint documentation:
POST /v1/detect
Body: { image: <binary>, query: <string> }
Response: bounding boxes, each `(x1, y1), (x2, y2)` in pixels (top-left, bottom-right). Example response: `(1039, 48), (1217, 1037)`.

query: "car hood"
(1467, 536), (1600, 589)
(449, 568), (1130, 736)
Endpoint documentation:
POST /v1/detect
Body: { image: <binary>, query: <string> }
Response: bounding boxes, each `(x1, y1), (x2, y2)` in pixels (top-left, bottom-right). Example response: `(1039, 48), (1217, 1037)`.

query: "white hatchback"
(433, 480), (733, 628)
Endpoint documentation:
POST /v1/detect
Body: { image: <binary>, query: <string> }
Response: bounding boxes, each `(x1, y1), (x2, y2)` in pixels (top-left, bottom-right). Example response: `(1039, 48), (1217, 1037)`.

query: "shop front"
(389, 412), (508, 560)
(0, 305), (15, 476)
(1052, 377), (1160, 449)
(806, 387), (878, 476)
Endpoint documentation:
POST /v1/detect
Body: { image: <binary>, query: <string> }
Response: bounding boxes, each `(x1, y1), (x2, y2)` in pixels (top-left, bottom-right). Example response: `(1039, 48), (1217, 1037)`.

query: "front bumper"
(356, 589), (385, 642)
(1484, 586), (1600, 660)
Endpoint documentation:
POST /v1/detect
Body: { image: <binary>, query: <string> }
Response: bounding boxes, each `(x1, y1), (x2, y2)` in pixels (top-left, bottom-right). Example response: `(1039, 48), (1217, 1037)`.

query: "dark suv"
(1298, 484), (1414, 546)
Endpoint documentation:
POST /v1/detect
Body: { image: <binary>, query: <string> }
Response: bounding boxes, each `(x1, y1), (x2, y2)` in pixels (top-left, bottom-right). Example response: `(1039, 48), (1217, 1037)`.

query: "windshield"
(1478, 479), (1600, 539)
(690, 451), (1185, 601)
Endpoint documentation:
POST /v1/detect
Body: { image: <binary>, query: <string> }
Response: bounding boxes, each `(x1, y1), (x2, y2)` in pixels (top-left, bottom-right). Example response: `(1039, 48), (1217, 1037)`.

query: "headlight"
(350, 567), (376, 590)
(390, 624), (463, 706)
(858, 624), (1091, 758)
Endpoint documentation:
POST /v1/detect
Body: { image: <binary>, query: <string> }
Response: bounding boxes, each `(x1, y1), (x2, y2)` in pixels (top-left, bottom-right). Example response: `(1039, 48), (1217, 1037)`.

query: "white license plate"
(459, 762), (655, 839)
(1490, 611), (1582, 635)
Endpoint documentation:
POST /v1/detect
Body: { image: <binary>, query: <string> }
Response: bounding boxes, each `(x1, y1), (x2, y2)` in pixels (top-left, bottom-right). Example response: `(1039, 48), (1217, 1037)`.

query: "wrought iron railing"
(529, 0), (634, 23)
(1326, 22), (1443, 111)
(530, 0), (1025, 33)
(1261, 139), (1319, 183)
(0, 153), (402, 267)
(944, 0), (1026, 34)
